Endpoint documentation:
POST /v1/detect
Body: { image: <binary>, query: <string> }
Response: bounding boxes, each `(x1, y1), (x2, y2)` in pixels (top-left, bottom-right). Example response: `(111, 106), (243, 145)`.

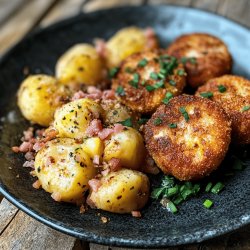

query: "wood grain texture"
(191, 0), (220, 12)
(147, 0), (192, 6)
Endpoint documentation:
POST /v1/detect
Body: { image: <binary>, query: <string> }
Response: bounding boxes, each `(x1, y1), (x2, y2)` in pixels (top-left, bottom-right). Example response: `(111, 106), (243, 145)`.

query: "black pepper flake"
(117, 195), (122, 200)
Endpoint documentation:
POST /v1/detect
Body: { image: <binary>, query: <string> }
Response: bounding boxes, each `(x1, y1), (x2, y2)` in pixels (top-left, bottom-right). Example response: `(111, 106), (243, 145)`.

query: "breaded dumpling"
(112, 50), (186, 113)
(196, 75), (250, 144)
(144, 95), (231, 181)
(167, 33), (232, 88)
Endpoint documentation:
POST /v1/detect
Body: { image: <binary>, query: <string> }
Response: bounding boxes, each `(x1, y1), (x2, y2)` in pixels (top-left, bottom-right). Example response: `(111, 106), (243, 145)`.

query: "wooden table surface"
(0, 0), (249, 249)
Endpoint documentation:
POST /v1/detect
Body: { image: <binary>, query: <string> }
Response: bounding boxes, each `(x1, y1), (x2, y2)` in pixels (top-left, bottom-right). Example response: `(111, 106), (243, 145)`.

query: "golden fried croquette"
(167, 33), (232, 88)
(144, 95), (231, 181)
(112, 50), (186, 113)
(196, 75), (250, 144)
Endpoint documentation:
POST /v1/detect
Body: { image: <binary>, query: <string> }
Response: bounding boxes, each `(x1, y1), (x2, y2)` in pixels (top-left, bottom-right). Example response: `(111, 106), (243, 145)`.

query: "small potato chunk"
(103, 127), (146, 170)
(34, 138), (97, 203)
(88, 169), (150, 213)
(56, 44), (105, 87)
(82, 137), (104, 158)
(17, 75), (68, 126)
(106, 26), (158, 68)
(53, 98), (103, 139)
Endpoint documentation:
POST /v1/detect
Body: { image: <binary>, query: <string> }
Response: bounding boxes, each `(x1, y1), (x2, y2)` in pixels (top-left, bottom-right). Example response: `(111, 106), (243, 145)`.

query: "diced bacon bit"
(101, 167), (110, 176)
(12, 146), (19, 153)
(101, 216), (109, 223)
(19, 141), (34, 153)
(45, 156), (55, 167)
(30, 170), (36, 177)
(72, 90), (86, 101)
(33, 141), (45, 152)
(94, 38), (107, 58)
(102, 90), (115, 100)
(42, 128), (58, 142)
(98, 128), (114, 140)
(108, 158), (122, 172)
(143, 156), (160, 175)
(24, 151), (35, 161)
(113, 123), (124, 134)
(86, 196), (96, 209)
(35, 129), (45, 138)
(51, 192), (62, 202)
(93, 155), (100, 165)
(88, 178), (102, 192)
(87, 86), (102, 95)
(79, 204), (87, 214)
(23, 160), (35, 169)
(23, 127), (34, 141)
(32, 180), (41, 189)
(86, 119), (103, 137)
(131, 211), (142, 218)
(74, 154), (81, 162)
(144, 27), (158, 50)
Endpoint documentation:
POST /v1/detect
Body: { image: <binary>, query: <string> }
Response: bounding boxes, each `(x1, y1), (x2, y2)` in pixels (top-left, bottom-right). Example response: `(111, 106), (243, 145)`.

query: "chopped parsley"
(179, 107), (189, 121)
(168, 123), (177, 128)
(138, 118), (149, 125)
(150, 72), (158, 80)
(119, 118), (133, 127)
(200, 92), (213, 99)
(218, 85), (227, 93)
(153, 117), (162, 126)
(162, 92), (173, 104)
(129, 73), (140, 88)
(169, 79), (176, 86)
(109, 67), (119, 78)
(116, 86), (125, 96)
(138, 58), (148, 67)
(177, 69), (185, 76)
(242, 106), (250, 112)
(145, 85), (155, 92)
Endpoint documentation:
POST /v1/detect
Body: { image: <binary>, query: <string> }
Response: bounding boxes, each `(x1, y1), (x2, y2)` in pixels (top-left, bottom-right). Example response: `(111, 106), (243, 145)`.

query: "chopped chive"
(160, 55), (171, 60)
(193, 184), (201, 194)
(133, 73), (140, 83)
(169, 79), (176, 86)
(129, 81), (138, 88)
(167, 187), (178, 197)
(200, 92), (213, 99)
(189, 57), (197, 64)
(109, 67), (119, 78)
(138, 58), (148, 67)
(154, 117), (162, 126)
(125, 67), (134, 73)
(167, 201), (178, 213)
(153, 80), (165, 89)
(151, 187), (165, 199)
(173, 197), (184, 205)
(157, 72), (166, 79)
(138, 118), (149, 125)
(162, 92), (173, 104)
(179, 107), (189, 121)
(141, 80), (146, 85)
(218, 85), (227, 93)
(116, 86), (125, 96)
(177, 69), (185, 76)
(242, 106), (250, 112)
(203, 199), (213, 209)
(119, 118), (133, 127)
(180, 57), (188, 64)
(205, 182), (213, 192)
(181, 189), (193, 200)
(168, 123), (177, 128)
(150, 72), (158, 80)
(145, 85), (155, 92)
(211, 182), (225, 194)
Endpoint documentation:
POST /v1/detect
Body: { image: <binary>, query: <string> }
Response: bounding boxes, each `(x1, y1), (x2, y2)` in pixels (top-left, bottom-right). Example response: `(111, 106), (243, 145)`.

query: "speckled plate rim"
(0, 5), (249, 248)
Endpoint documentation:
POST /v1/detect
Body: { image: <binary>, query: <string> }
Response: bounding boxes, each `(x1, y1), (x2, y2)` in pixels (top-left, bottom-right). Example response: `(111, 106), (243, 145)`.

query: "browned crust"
(144, 95), (231, 181)
(196, 75), (250, 144)
(111, 50), (186, 113)
(166, 33), (232, 88)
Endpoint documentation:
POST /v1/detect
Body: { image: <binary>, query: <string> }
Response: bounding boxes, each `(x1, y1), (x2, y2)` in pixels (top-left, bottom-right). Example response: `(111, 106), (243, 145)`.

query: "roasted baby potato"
(196, 75), (250, 144)
(106, 26), (158, 68)
(82, 137), (104, 158)
(34, 138), (97, 203)
(144, 95), (231, 181)
(56, 44), (105, 88)
(167, 33), (232, 88)
(112, 50), (186, 113)
(53, 98), (103, 139)
(17, 74), (69, 127)
(103, 127), (146, 170)
(88, 169), (150, 213)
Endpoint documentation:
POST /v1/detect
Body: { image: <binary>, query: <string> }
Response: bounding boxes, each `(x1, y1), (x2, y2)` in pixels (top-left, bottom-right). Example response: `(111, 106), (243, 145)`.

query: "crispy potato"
(56, 44), (105, 88)
(106, 26), (158, 68)
(82, 137), (104, 158)
(103, 127), (146, 170)
(17, 74), (69, 127)
(34, 138), (97, 203)
(167, 33), (232, 88)
(53, 98), (103, 139)
(196, 75), (250, 144)
(112, 50), (186, 113)
(88, 169), (150, 213)
(144, 95), (231, 181)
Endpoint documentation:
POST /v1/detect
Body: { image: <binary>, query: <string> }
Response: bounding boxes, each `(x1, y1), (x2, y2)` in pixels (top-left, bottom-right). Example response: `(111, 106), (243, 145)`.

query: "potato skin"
(53, 98), (103, 139)
(17, 75), (69, 126)
(34, 138), (97, 203)
(106, 26), (159, 68)
(112, 50), (186, 113)
(103, 127), (146, 170)
(88, 169), (150, 213)
(82, 137), (104, 158)
(167, 33), (232, 88)
(144, 95), (231, 181)
(196, 75), (250, 144)
(56, 44), (105, 88)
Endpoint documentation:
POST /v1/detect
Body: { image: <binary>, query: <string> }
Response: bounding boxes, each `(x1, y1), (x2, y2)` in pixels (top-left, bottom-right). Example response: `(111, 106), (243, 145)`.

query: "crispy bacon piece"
(102, 90), (115, 100)
(93, 155), (100, 165)
(51, 192), (62, 202)
(86, 119), (103, 137)
(94, 38), (107, 58)
(131, 211), (142, 218)
(113, 123), (124, 134)
(88, 179), (102, 192)
(32, 180), (41, 189)
(108, 158), (122, 172)
(33, 141), (45, 152)
(19, 141), (34, 153)
(98, 128), (113, 140)
(23, 160), (35, 168)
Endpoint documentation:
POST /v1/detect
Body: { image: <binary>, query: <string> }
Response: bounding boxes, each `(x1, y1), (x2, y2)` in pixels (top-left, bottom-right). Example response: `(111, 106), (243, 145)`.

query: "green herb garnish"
(116, 86), (125, 96)
(138, 118), (149, 125)
(162, 92), (173, 104)
(242, 106), (250, 112)
(179, 107), (189, 121)
(218, 85), (227, 93)
(138, 58), (148, 67)
(177, 69), (185, 76)
(150, 72), (159, 80)
(109, 67), (119, 78)
(145, 85), (155, 92)
(203, 199), (213, 209)
(200, 92), (213, 98)
(119, 118), (133, 127)
(154, 117), (162, 126)
(211, 182), (224, 194)
(168, 123), (177, 128)
(205, 182), (213, 192)
(125, 67), (134, 73)
(129, 73), (140, 88)
(169, 79), (176, 86)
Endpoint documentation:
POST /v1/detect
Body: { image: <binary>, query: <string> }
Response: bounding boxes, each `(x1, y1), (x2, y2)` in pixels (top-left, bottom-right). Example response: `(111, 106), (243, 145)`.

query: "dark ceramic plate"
(0, 5), (250, 248)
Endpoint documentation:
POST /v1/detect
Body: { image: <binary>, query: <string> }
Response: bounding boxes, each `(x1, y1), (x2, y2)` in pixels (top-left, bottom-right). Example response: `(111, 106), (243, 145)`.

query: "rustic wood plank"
(0, 201), (76, 250)
(191, 0), (220, 12)
(40, 0), (87, 27)
(147, 0), (193, 6)
(83, 0), (144, 13)
(0, 0), (58, 54)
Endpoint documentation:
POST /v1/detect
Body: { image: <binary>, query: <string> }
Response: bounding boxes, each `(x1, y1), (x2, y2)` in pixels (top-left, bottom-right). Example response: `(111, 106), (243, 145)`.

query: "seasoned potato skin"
(106, 26), (159, 68)
(196, 75), (250, 144)
(144, 95), (231, 181)
(88, 169), (150, 213)
(112, 50), (186, 113)
(82, 137), (104, 158)
(53, 98), (103, 139)
(56, 44), (105, 87)
(167, 33), (232, 88)
(103, 127), (146, 170)
(17, 75), (69, 127)
(34, 138), (97, 203)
